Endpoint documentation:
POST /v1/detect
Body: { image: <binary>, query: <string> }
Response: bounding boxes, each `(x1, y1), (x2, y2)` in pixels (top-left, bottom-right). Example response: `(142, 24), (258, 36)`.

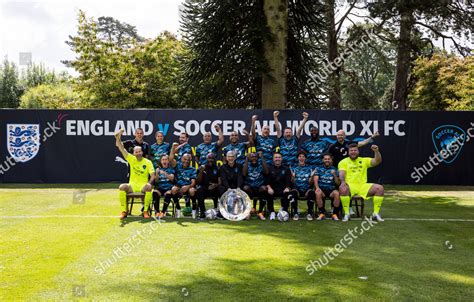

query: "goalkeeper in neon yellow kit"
(338, 143), (385, 222)
(115, 129), (155, 219)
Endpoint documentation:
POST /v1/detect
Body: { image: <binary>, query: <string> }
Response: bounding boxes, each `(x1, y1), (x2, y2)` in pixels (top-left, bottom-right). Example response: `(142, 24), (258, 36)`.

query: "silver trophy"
(218, 188), (252, 221)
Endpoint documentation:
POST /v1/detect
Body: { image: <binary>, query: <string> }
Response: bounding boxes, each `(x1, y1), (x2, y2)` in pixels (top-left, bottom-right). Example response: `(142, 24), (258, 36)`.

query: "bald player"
(329, 130), (379, 167)
(115, 129), (155, 220)
(338, 144), (385, 222)
(195, 124), (224, 166)
(222, 128), (253, 165)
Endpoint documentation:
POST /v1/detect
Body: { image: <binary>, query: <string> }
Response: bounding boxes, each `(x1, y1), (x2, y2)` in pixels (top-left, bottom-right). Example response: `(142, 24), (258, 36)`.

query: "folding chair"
(126, 192), (147, 215)
(350, 195), (365, 218)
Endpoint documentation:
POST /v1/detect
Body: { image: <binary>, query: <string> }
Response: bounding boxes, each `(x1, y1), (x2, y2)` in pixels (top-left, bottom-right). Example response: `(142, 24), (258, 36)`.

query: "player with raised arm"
(195, 124), (224, 166)
(115, 129), (155, 220)
(222, 128), (253, 166)
(242, 152), (268, 220)
(314, 153), (341, 221)
(274, 111), (309, 168)
(338, 144), (385, 222)
(329, 130), (380, 167)
(250, 114), (277, 165)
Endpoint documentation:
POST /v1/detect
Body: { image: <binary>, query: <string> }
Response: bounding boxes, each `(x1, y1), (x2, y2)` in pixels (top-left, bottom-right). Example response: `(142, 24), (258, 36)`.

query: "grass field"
(1, 184), (473, 301)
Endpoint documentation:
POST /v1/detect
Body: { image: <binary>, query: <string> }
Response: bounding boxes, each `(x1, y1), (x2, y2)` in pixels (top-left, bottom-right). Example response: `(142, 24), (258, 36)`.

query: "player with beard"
(153, 155), (175, 218)
(274, 111), (309, 168)
(242, 152), (268, 220)
(314, 153), (340, 221)
(222, 129), (253, 165)
(265, 152), (295, 221)
(250, 114), (277, 166)
(196, 153), (220, 220)
(339, 144), (385, 222)
(290, 152), (316, 221)
(329, 129), (379, 167)
(195, 124), (224, 166)
(301, 126), (331, 169)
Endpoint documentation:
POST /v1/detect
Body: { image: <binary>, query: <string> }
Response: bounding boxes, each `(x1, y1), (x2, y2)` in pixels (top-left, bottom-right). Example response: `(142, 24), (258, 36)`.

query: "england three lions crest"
(7, 124), (40, 163)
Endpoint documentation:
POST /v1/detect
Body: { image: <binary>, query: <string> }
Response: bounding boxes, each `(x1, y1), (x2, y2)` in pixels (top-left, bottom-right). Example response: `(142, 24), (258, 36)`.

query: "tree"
(409, 51), (473, 111)
(0, 57), (22, 108)
(180, 0), (326, 109)
(367, 0), (473, 110)
(19, 83), (82, 109)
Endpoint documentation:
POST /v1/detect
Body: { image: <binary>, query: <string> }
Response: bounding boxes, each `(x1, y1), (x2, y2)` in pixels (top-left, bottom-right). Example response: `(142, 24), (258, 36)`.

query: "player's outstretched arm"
(114, 129), (128, 159)
(250, 115), (258, 138)
(215, 124), (224, 147)
(243, 129), (254, 147)
(358, 131), (379, 147)
(371, 145), (382, 167)
(169, 143), (178, 167)
(296, 112), (309, 139)
(274, 111), (281, 138)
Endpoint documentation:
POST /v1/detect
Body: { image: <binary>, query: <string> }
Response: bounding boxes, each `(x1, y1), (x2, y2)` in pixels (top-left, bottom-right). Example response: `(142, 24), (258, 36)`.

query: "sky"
(0, 0), (184, 73)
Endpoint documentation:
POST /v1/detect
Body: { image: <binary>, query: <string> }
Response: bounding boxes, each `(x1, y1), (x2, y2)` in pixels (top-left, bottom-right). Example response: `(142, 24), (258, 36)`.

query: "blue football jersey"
(317, 165), (338, 191)
(291, 165), (313, 192)
(175, 163), (197, 186)
(196, 142), (218, 165)
(150, 142), (170, 168)
(278, 136), (299, 167)
(301, 139), (331, 167)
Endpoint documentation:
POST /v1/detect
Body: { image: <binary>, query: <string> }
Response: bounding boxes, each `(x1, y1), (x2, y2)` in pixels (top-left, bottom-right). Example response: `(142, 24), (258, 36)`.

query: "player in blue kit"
(274, 111), (309, 168)
(301, 126), (331, 168)
(152, 154), (175, 218)
(222, 129), (253, 165)
(250, 114), (277, 165)
(195, 124), (224, 166)
(174, 132), (193, 163)
(314, 153), (341, 221)
(242, 152), (268, 220)
(169, 144), (197, 218)
(290, 152), (316, 220)
(150, 131), (171, 169)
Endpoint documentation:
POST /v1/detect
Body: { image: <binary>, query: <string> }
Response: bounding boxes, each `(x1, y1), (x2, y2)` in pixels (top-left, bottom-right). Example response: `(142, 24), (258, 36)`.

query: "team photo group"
(115, 111), (384, 222)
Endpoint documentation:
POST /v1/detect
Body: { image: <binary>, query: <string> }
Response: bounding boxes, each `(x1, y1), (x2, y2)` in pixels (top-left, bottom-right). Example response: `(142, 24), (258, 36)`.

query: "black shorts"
(321, 188), (336, 198)
(155, 188), (171, 195)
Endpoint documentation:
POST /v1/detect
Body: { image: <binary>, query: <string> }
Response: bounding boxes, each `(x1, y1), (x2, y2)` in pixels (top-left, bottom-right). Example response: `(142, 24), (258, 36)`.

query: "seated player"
(153, 155), (175, 218)
(218, 151), (244, 195)
(169, 144), (197, 218)
(196, 153), (220, 220)
(150, 131), (170, 169)
(265, 152), (296, 221)
(290, 152), (316, 221)
(339, 144), (384, 222)
(314, 153), (340, 221)
(242, 152), (268, 220)
(195, 124), (224, 166)
(115, 129), (155, 219)
(274, 111), (309, 168)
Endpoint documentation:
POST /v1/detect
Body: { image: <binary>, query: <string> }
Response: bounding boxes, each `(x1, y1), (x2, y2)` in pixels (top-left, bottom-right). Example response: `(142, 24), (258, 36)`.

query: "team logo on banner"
(7, 124), (40, 163)
(431, 125), (465, 164)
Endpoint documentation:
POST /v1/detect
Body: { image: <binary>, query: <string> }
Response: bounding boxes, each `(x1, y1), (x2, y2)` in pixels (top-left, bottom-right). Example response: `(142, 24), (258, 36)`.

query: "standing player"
(169, 145), (197, 218)
(196, 153), (220, 220)
(150, 131), (170, 169)
(338, 144), (385, 222)
(265, 152), (295, 221)
(195, 124), (224, 166)
(274, 111), (309, 168)
(242, 152), (268, 220)
(153, 155), (175, 218)
(251, 114), (277, 165)
(290, 152), (316, 221)
(329, 130), (379, 167)
(314, 153), (340, 221)
(301, 126), (331, 169)
(174, 132), (193, 163)
(222, 129), (253, 165)
(122, 127), (150, 158)
(115, 129), (155, 219)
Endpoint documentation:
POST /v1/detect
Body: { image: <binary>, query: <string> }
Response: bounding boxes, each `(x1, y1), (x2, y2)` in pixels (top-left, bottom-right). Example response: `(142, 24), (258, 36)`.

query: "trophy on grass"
(218, 188), (252, 221)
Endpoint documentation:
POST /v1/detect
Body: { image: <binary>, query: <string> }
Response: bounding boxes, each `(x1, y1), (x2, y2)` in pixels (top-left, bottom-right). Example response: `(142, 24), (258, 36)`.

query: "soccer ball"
(277, 210), (289, 222)
(205, 208), (217, 220)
